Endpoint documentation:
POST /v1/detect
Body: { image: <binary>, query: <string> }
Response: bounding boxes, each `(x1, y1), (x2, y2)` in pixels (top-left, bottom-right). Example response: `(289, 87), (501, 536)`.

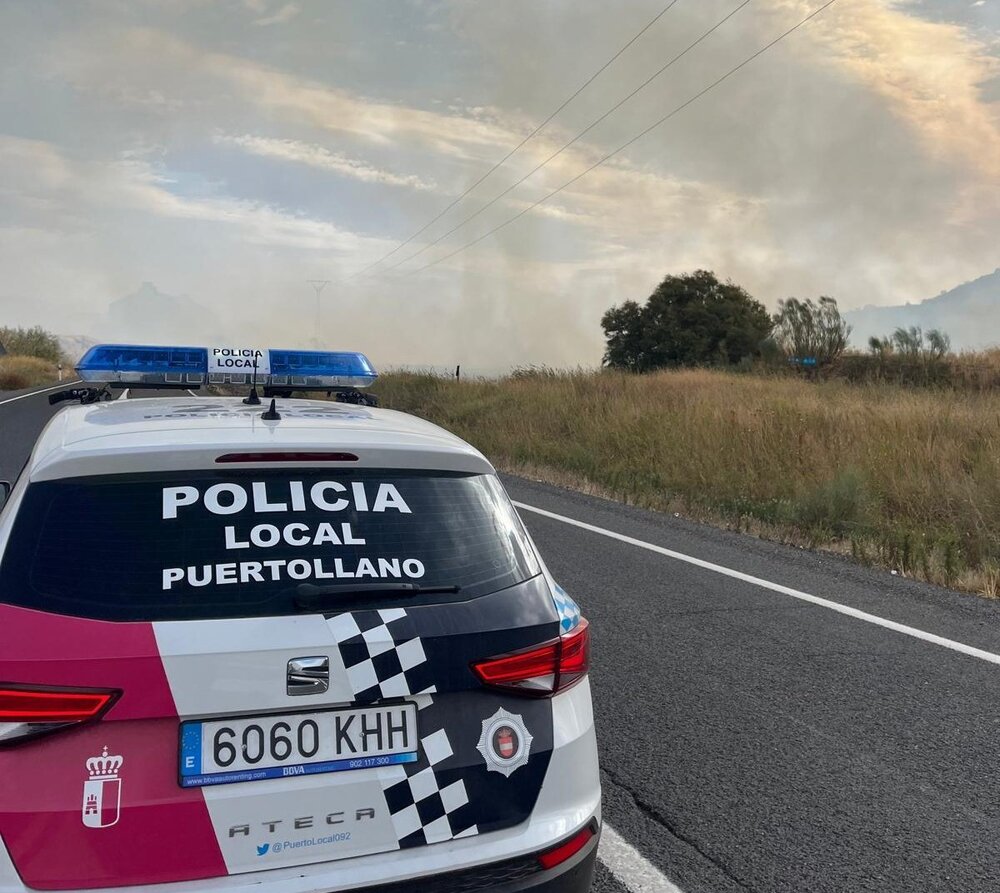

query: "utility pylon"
(306, 280), (330, 347)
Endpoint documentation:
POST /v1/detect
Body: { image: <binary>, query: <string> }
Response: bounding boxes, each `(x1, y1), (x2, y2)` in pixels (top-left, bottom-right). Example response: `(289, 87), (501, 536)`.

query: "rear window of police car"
(0, 469), (540, 621)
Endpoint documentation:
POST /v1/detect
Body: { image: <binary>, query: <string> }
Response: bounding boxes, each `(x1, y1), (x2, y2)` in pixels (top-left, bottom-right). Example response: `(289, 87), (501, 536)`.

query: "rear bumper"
(355, 824), (599, 893)
(0, 823), (599, 893)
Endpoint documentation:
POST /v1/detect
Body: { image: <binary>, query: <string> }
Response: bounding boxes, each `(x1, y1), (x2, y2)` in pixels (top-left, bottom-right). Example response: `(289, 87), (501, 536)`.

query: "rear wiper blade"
(292, 582), (460, 610)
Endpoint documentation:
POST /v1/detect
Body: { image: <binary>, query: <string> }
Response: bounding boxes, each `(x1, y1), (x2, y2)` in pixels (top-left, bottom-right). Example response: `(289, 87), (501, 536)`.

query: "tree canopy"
(771, 296), (851, 366)
(601, 271), (772, 371)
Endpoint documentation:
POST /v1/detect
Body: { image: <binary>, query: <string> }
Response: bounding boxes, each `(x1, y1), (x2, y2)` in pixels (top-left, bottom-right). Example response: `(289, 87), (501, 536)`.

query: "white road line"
(514, 501), (1000, 668)
(186, 389), (200, 397)
(599, 824), (685, 893)
(117, 388), (129, 400)
(0, 380), (81, 406)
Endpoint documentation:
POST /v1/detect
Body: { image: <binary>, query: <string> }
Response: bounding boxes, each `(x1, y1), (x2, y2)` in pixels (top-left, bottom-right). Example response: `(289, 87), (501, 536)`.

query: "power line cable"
(410, 0), (841, 277)
(384, 0), (752, 274)
(351, 0), (683, 278)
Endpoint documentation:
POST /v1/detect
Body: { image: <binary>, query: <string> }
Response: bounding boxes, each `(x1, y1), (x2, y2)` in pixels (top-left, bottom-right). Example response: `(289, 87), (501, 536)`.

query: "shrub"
(790, 469), (870, 539)
(0, 356), (59, 389)
(0, 326), (63, 363)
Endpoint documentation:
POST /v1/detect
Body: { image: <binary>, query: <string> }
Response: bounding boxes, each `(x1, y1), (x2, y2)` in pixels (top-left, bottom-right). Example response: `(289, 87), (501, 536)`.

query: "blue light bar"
(77, 344), (208, 385)
(266, 350), (377, 390)
(76, 344), (377, 390)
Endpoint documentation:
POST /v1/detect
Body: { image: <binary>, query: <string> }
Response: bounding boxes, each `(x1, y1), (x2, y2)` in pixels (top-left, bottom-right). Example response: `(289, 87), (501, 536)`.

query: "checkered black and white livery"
(329, 608), (479, 846)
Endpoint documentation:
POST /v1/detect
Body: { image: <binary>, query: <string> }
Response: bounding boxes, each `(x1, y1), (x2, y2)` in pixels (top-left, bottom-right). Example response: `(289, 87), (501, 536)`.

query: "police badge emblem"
(476, 708), (532, 777)
(82, 746), (123, 828)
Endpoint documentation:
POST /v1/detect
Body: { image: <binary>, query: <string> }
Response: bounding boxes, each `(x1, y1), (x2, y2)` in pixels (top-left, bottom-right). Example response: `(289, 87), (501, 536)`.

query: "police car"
(0, 345), (600, 893)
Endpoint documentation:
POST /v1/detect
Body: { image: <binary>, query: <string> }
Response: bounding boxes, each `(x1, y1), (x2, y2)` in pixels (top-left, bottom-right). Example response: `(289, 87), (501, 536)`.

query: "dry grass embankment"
(0, 355), (61, 390)
(831, 349), (1000, 390)
(376, 369), (1000, 596)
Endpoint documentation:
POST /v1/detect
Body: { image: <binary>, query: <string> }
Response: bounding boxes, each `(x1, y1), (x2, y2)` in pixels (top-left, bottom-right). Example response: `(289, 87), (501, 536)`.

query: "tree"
(0, 326), (62, 363)
(868, 335), (892, 357)
(926, 328), (951, 359)
(600, 300), (645, 371)
(601, 271), (772, 371)
(771, 296), (851, 367)
(868, 326), (951, 360)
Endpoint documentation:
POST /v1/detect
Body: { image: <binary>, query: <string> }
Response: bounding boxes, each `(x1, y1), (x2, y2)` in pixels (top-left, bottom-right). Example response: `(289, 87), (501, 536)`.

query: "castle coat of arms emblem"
(82, 746), (123, 829)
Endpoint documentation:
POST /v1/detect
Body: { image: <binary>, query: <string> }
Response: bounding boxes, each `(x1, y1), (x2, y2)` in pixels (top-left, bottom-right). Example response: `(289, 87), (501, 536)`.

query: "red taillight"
(216, 452), (359, 463)
(0, 685), (119, 745)
(537, 823), (597, 870)
(472, 619), (589, 697)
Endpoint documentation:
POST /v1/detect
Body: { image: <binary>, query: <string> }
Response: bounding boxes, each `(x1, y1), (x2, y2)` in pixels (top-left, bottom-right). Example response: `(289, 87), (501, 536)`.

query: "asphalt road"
(0, 381), (82, 483)
(5, 385), (1000, 892)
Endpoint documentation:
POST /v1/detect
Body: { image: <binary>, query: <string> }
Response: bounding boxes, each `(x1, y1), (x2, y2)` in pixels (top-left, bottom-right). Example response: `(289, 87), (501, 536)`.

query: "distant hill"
(53, 283), (226, 362)
(104, 282), (224, 345)
(845, 268), (1000, 351)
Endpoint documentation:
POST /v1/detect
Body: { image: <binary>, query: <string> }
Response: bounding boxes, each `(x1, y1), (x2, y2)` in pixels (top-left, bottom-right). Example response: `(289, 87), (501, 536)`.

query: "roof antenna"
(261, 397), (281, 421)
(243, 355), (261, 405)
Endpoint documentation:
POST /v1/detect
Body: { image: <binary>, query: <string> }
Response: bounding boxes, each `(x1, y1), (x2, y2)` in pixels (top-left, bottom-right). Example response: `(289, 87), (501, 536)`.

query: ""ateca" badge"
(476, 708), (533, 777)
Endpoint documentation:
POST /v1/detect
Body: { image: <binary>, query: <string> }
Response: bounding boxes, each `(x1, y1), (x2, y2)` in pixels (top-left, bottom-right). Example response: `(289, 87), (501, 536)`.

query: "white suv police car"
(0, 345), (600, 893)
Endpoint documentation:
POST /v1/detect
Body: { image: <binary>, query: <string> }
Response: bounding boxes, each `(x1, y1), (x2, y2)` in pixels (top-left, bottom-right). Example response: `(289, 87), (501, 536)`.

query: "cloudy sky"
(1, 0), (998, 369)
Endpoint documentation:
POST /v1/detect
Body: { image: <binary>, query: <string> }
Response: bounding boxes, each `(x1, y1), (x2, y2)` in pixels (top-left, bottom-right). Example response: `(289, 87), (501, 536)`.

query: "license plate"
(178, 703), (418, 788)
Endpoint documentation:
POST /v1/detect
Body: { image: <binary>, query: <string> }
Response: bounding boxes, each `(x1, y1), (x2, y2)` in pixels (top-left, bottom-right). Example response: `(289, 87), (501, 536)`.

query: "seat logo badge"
(82, 746), (123, 829)
(477, 708), (532, 777)
(287, 656), (329, 696)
